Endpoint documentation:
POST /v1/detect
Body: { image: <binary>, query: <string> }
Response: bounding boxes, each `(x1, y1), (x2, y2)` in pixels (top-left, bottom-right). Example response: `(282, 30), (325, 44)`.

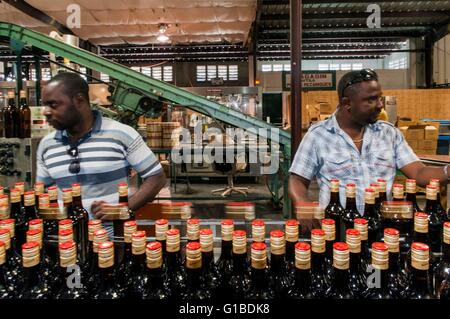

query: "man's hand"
(91, 200), (108, 220)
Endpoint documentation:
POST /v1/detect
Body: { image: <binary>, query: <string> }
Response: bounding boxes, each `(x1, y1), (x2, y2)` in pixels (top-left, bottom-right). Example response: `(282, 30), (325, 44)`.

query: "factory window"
(341, 64), (352, 70)
(228, 65), (238, 81)
(131, 66), (140, 72)
(151, 66), (162, 80)
(352, 63), (363, 70)
(261, 64), (272, 72)
(163, 66), (173, 82)
(207, 65), (217, 81)
(318, 64), (329, 71)
(41, 68), (51, 81)
(389, 57), (407, 70)
(196, 65), (206, 82)
(29, 68), (37, 81)
(218, 65), (228, 80)
(100, 73), (110, 82)
(273, 64), (283, 72)
(283, 64), (291, 72)
(141, 67), (151, 76)
(329, 64), (340, 71)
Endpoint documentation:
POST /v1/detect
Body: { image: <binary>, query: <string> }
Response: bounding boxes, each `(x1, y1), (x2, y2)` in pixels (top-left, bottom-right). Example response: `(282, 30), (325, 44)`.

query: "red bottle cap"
(333, 242), (349, 251)
(155, 219), (168, 225)
(22, 241), (39, 250)
(98, 241), (114, 249)
(270, 230), (284, 238)
(187, 218), (200, 225)
(252, 219), (265, 226)
(295, 242), (311, 251)
(221, 219), (234, 225)
(311, 229), (325, 236)
(372, 242), (389, 251)
(186, 242), (201, 250)
(251, 242), (267, 250)
(29, 219), (43, 225)
(59, 219), (72, 225)
(415, 212), (429, 219)
(24, 191), (35, 195)
(59, 229), (73, 236)
(346, 229), (360, 236)
(59, 241), (76, 250)
(166, 228), (180, 236)
(233, 230), (246, 237)
(88, 220), (102, 226)
(146, 242), (162, 250)
(199, 229), (213, 235)
(411, 242), (429, 251)
(384, 228), (400, 235)
(322, 219), (335, 225)
(354, 218), (368, 225)
(124, 220), (137, 227)
(286, 219), (299, 226)
(132, 231), (146, 238)
(26, 229), (42, 236)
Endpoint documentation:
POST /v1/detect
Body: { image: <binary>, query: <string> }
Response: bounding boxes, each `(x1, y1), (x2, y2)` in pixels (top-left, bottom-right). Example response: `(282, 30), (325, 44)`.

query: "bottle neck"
(131, 253), (146, 271)
(329, 191), (341, 205)
(23, 265), (41, 288)
(166, 250), (183, 270)
(201, 251), (214, 268)
(333, 267), (350, 288)
(24, 205), (38, 220)
(220, 240), (232, 258)
(364, 203), (378, 219)
(413, 231), (429, 244)
(250, 267), (268, 289)
(388, 252), (401, 271)
(119, 195), (128, 204)
(10, 202), (22, 218)
(311, 251), (325, 271)
(345, 197), (357, 211)
(285, 241), (296, 263)
(294, 268), (312, 289)
(270, 253), (286, 272)
(443, 242), (450, 262)
(379, 192), (387, 202)
(147, 267), (164, 287)
(232, 252), (247, 272)
(410, 267), (431, 290)
(186, 267), (202, 287)
(349, 252), (362, 271)
(99, 265), (116, 287)
(72, 196), (83, 209)
(425, 198), (437, 213)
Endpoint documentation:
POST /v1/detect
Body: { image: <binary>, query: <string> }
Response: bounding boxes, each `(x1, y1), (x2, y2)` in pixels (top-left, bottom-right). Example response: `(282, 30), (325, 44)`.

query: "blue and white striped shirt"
(289, 112), (419, 214)
(36, 110), (163, 217)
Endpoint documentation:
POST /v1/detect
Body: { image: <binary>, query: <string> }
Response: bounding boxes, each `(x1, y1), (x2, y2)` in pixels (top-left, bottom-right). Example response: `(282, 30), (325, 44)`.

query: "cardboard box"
(318, 102), (333, 114)
(397, 119), (417, 127)
(404, 125), (426, 140)
(417, 139), (437, 150)
(399, 126), (408, 136)
(406, 139), (418, 150)
(424, 126), (439, 140)
(319, 114), (332, 121)
(415, 148), (437, 155)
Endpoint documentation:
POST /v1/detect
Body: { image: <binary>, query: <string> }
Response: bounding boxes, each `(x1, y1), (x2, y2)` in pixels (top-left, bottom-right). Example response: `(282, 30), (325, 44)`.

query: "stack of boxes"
(398, 120), (439, 155)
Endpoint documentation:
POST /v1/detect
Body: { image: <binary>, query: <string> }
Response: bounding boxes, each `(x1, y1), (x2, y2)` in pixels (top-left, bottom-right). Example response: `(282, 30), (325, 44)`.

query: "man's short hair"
(337, 69), (378, 101)
(47, 72), (90, 101)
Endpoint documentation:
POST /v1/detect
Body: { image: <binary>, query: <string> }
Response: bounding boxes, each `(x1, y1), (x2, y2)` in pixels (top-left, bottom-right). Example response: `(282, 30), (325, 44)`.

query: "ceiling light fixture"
(157, 23), (170, 43)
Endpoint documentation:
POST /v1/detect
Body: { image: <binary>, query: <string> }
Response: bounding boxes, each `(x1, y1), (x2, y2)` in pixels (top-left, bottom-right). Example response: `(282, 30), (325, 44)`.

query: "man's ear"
(72, 93), (87, 109)
(341, 96), (351, 111)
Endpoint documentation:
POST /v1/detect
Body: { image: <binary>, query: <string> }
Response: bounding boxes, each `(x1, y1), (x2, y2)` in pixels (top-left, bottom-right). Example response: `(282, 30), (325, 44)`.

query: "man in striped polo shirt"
(36, 72), (166, 218)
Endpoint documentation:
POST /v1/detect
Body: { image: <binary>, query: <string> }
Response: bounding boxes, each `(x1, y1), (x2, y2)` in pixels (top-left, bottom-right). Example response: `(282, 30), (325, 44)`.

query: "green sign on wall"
(282, 70), (337, 91)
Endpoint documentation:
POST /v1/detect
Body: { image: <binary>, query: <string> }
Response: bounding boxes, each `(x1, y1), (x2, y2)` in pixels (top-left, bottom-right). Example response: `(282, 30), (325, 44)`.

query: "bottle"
(325, 179), (345, 241)
(18, 241), (52, 299)
(413, 212), (430, 245)
(269, 230), (290, 298)
(216, 219), (234, 285)
(252, 219), (265, 243)
(354, 218), (370, 267)
(125, 230), (147, 299)
(58, 229), (73, 245)
(0, 195), (9, 220)
(92, 241), (124, 299)
(433, 222), (450, 298)
(392, 183), (405, 201)
(370, 182), (381, 212)
(187, 218), (200, 243)
(9, 188), (25, 250)
(342, 183), (361, 233)
(401, 242), (436, 299)
(199, 228), (221, 296)
(155, 218), (168, 261)
(287, 242), (313, 299)
(143, 241), (170, 299)
(180, 241), (212, 299)
(285, 219), (299, 272)
(365, 188), (382, 248)
(85, 219), (102, 275)
(86, 228), (108, 293)
(383, 228), (407, 293)
(363, 242), (398, 299)
(424, 185), (444, 255)
(24, 191), (39, 229)
(228, 230), (250, 299)
(58, 219), (73, 232)
(70, 183), (89, 265)
(113, 183), (135, 242)
(14, 182), (26, 207)
(48, 186), (58, 204)
(26, 228), (54, 287)
(0, 241), (11, 298)
(245, 242), (274, 299)
(345, 229), (367, 298)
(0, 229), (19, 297)
(0, 95), (4, 138)
(34, 183), (44, 211)
(54, 241), (88, 299)
(4, 91), (19, 138)
(310, 228), (329, 297)
(19, 90), (31, 138)
(325, 242), (354, 299)
(429, 179), (447, 220)
(117, 220), (138, 286)
(321, 218), (336, 273)
(405, 179), (422, 213)
(0, 220), (21, 274)
(377, 179), (387, 203)
(165, 228), (186, 299)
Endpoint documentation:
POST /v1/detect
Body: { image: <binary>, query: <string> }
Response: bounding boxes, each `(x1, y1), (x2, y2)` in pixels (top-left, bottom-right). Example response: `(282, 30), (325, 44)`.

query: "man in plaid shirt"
(289, 69), (450, 216)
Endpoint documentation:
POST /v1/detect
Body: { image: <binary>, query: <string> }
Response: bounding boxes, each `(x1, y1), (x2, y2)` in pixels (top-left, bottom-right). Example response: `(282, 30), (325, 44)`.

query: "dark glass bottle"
(187, 218), (200, 243)
(424, 185), (444, 254)
(269, 230), (291, 298)
(285, 219), (299, 273)
(14, 182), (26, 208)
(10, 188), (26, 251)
(0, 194), (9, 220)
(370, 182), (381, 212)
(199, 228), (221, 297)
(363, 242), (398, 299)
(34, 183), (44, 212)
(4, 91), (19, 138)
(114, 183), (136, 239)
(19, 90), (31, 138)
(392, 183), (405, 202)
(180, 241), (212, 299)
(117, 220), (137, 285)
(54, 241), (88, 299)
(325, 242), (354, 299)
(310, 229), (329, 297)
(287, 242), (313, 299)
(0, 241), (11, 299)
(0, 220), (22, 284)
(216, 219), (234, 291)
(26, 228), (55, 290)
(165, 228), (186, 299)
(345, 229), (367, 298)
(429, 179), (447, 221)
(143, 241), (170, 299)
(342, 183), (361, 233)
(48, 186), (58, 204)
(228, 230), (250, 299)
(0, 229), (19, 297)
(377, 179), (387, 203)
(92, 241), (124, 299)
(354, 218), (370, 267)
(86, 228), (108, 294)
(405, 179), (422, 213)
(155, 218), (168, 262)
(85, 219), (102, 275)
(23, 191), (39, 230)
(365, 188), (382, 247)
(252, 219), (265, 244)
(433, 222), (450, 298)
(18, 241), (52, 299)
(325, 179), (345, 241)
(245, 242), (274, 299)
(383, 228), (407, 293)
(125, 230), (147, 299)
(321, 218), (336, 275)
(71, 183), (89, 265)
(401, 242), (436, 299)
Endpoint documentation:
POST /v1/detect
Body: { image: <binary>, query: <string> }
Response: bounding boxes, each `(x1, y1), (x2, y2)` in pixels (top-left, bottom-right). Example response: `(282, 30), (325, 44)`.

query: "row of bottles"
(0, 90), (31, 138)
(1, 212), (449, 299)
